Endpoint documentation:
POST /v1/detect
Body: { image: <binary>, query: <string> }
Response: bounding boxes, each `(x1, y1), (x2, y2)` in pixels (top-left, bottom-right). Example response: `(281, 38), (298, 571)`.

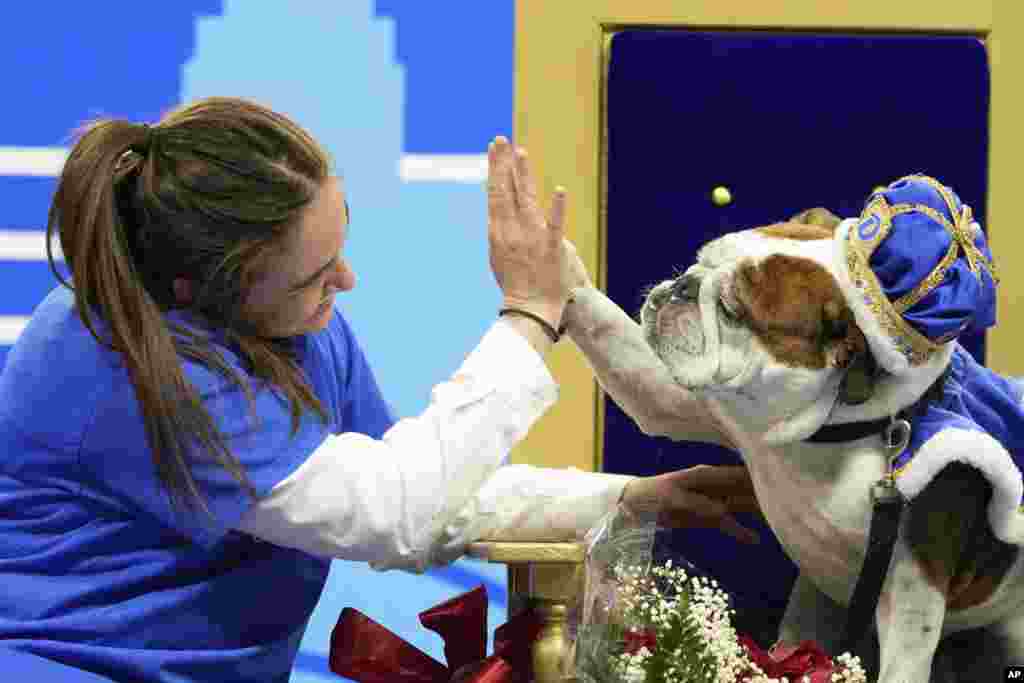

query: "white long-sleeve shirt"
(236, 319), (634, 571)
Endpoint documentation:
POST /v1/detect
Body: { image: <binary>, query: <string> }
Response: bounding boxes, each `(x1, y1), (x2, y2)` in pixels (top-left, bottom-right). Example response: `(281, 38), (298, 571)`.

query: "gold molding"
(512, 1), (1016, 475)
(466, 541), (585, 564)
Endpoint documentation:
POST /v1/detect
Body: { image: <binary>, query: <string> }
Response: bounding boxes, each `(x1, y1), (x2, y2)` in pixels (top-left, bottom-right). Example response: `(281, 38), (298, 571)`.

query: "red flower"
(623, 628), (658, 655)
(738, 635), (838, 683)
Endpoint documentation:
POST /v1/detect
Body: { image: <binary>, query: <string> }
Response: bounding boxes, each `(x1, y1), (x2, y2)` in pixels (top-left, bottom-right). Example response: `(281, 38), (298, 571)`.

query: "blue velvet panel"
(603, 30), (989, 644)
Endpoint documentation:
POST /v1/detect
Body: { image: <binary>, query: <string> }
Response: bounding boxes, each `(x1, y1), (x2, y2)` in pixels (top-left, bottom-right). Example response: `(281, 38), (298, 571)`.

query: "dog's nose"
(669, 273), (701, 302)
(645, 285), (669, 312)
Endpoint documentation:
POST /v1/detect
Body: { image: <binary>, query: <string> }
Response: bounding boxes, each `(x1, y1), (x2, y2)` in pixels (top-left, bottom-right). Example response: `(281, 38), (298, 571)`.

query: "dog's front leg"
(777, 572), (847, 654)
(874, 533), (948, 683)
(561, 286), (730, 446)
(875, 463), (991, 682)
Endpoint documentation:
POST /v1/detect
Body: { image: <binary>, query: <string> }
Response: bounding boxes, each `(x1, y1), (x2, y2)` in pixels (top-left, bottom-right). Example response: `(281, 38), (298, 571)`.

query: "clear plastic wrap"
(573, 505), (866, 683)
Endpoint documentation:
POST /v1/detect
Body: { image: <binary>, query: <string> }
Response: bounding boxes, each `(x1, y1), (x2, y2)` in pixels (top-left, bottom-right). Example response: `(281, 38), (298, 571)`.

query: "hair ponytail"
(47, 99), (330, 518)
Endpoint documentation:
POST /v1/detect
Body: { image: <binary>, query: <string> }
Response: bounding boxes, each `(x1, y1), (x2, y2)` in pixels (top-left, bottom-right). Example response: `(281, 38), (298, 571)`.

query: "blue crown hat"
(832, 174), (999, 375)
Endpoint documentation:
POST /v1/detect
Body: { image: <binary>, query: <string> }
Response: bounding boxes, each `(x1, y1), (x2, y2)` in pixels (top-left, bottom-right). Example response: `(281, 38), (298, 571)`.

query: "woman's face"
(242, 176), (356, 338)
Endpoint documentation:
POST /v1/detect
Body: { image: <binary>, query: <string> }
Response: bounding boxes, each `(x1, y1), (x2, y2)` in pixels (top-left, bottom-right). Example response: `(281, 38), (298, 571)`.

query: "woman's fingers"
(487, 136), (516, 225)
(548, 186), (567, 235)
(652, 488), (757, 543)
(486, 141), (498, 237)
(490, 137), (567, 241)
(513, 146), (537, 214)
(717, 515), (760, 545)
(504, 140), (520, 210)
(725, 493), (762, 515)
(484, 134), (570, 321)
(665, 493), (761, 545)
(680, 464), (755, 494)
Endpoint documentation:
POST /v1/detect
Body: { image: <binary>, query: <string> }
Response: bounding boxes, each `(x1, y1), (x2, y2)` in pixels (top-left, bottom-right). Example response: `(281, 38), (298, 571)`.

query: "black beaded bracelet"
(499, 308), (561, 343)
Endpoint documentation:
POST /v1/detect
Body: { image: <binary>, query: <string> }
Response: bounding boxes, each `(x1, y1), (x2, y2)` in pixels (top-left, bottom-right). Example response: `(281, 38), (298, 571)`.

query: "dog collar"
(807, 364), (951, 444)
(805, 417), (891, 443)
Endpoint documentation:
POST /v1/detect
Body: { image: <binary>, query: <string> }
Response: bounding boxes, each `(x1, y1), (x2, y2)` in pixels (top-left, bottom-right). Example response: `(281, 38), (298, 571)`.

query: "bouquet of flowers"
(573, 506), (867, 683)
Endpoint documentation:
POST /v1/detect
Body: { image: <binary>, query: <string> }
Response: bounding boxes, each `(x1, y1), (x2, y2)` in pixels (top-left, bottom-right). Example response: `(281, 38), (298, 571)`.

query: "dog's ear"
(838, 349), (878, 405)
(821, 300), (878, 405)
(790, 207), (843, 232)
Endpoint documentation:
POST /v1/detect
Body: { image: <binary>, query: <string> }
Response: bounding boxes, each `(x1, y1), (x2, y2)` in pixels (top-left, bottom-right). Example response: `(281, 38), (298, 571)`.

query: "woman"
(0, 97), (755, 681)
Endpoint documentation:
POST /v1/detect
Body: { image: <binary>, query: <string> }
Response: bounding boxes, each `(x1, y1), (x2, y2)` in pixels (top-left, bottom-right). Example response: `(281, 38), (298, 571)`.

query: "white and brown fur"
(577, 209), (1024, 681)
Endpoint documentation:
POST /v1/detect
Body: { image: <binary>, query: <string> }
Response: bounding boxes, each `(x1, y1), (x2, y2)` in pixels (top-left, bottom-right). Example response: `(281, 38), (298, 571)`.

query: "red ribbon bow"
(739, 635), (838, 683)
(330, 585), (542, 683)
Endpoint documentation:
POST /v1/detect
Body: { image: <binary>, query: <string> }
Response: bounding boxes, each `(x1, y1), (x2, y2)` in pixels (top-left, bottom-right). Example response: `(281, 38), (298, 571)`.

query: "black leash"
(804, 369), (949, 655)
(837, 418), (908, 654)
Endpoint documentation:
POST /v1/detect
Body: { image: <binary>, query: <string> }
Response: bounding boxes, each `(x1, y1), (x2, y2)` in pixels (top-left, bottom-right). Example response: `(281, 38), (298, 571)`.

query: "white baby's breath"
(597, 561), (866, 683)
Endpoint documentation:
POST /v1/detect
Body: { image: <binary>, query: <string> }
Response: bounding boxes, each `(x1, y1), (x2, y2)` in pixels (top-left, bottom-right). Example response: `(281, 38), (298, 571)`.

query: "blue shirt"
(0, 287), (395, 682)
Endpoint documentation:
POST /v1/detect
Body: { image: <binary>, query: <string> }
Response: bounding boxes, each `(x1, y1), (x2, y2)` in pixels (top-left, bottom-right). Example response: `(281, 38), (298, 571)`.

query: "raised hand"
(486, 135), (568, 331)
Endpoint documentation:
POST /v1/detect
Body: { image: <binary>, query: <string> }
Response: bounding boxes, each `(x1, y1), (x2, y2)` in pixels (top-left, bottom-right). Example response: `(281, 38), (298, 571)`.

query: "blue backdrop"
(0, 2), (514, 680)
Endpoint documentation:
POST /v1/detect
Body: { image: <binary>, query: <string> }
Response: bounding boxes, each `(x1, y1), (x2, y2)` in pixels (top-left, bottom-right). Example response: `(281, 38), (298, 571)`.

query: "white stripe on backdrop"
(0, 147), (69, 176)
(0, 147), (489, 183)
(0, 147), (486, 346)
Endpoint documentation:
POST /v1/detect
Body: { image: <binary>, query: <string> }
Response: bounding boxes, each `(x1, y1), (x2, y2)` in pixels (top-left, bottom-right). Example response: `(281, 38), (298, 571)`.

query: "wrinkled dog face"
(641, 214), (870, 443)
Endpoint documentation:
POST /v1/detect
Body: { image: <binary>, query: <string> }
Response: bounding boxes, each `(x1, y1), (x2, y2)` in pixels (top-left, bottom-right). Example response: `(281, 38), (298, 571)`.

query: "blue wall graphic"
(0, 2), (515, 680)
(375, 2), (514, 154)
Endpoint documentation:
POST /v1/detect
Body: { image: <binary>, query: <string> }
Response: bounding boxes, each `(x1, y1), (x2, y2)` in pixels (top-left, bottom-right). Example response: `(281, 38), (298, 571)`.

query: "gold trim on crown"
(846, 231), (940, 365)
(845, 174), (999, 366)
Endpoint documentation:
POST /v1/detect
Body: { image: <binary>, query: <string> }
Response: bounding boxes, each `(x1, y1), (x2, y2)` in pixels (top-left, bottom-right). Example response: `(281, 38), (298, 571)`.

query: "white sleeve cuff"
(423, 465), (636, 567)
(447, 318), (557, 406)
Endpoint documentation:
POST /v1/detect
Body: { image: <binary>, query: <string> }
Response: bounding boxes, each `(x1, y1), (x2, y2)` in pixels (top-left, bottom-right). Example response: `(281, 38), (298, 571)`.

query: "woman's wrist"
(499, 307), (561, 343)
(498, 313), (557, 357)
(499, 298), (565, 334)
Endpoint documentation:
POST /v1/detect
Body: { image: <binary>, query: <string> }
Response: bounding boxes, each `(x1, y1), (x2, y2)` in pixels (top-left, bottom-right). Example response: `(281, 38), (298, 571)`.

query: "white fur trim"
(896, 427), (1024, 546)
(833, 219), (913, 375)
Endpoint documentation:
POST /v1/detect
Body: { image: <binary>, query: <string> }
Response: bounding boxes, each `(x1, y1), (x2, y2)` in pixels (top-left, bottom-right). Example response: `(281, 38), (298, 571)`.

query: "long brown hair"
(47, 96), (331, 517)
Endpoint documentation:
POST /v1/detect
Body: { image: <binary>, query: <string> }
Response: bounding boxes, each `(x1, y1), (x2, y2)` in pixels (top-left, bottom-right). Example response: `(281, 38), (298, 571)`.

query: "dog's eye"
(821, 317), (848, 340)
(719, 298), (742, 322)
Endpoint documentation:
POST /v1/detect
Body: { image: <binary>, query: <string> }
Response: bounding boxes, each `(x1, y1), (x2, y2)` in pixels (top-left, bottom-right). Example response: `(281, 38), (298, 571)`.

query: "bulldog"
(562, 178), (1024, 682)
